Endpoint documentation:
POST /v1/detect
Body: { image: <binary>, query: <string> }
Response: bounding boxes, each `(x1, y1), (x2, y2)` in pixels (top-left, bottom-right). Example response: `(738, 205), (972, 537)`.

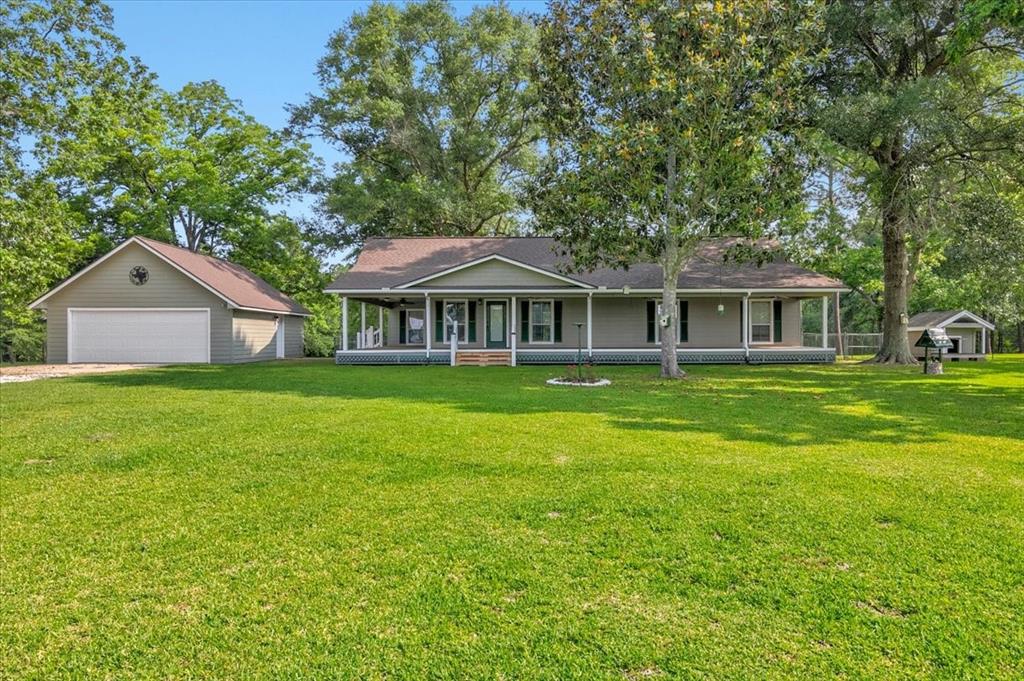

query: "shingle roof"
(136, 237), (310, 315)
(908, 310), (993, 330)
(908, 311), (961, 328)
(327, 237), (845, 291)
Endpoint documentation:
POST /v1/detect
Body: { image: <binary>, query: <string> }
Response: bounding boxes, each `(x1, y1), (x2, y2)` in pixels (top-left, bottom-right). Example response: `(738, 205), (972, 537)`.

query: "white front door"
(68, 308), (210, 363)
(276, 318), (286, 358)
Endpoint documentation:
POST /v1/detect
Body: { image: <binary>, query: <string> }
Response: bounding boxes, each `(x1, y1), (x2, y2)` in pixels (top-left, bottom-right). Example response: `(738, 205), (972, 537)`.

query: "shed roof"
(327, 237), (845, 292)
(908, 310), (994, 330)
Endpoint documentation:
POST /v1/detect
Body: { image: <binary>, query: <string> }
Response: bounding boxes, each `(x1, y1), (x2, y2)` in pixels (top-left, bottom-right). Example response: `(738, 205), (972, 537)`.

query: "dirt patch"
(0, 363), (158, 383)
(856, 600), (907, 618)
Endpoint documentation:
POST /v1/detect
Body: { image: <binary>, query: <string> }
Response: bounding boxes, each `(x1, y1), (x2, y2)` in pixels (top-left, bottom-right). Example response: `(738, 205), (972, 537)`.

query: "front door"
(485, 301), (507, 348)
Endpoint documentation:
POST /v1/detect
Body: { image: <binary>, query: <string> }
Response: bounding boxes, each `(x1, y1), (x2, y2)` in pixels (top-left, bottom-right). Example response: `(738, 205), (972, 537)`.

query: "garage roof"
(30, 236), (311, 316)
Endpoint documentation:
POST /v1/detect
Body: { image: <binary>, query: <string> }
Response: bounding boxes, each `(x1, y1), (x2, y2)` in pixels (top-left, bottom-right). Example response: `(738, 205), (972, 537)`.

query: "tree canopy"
(812, 0), (1024, 363)
(291, 0), (542, 248)
(533, 0), (822, 377)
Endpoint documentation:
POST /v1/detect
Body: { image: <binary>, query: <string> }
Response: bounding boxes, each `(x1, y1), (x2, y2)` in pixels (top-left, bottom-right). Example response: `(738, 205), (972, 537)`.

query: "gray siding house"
(30, 236), (309, 364)
(327, 237), (847, 366)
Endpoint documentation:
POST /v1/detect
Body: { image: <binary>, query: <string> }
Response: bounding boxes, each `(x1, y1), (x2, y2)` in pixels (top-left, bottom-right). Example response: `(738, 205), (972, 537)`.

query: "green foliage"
(291, 0), (541, 247)
(59, 79), (315, 252)
(0, 0), (126, 361)
(3, 360), (1023, 675)
(533, 0), (822, 374)
(813, 0), (1024, 362)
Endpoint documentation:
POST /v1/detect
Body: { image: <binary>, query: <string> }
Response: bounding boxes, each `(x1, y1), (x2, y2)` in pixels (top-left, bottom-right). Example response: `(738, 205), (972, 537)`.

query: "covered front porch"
(334, 291), (837, 365)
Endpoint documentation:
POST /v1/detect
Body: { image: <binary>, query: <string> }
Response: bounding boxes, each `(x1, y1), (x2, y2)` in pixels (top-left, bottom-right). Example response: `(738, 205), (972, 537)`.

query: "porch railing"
(355, 326), (383, 349)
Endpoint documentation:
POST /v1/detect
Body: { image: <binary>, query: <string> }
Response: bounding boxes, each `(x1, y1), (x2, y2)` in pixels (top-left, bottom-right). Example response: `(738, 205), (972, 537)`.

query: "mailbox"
(915, 327), (953, 373)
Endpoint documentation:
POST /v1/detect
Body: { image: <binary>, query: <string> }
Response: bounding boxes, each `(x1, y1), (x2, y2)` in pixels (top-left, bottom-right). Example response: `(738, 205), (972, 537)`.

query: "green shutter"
(554, 301), (563, 342)
(678, 300), (688, 342)
(773, 300), (782, 343)
(399, 310), (407, 344)
(434, 300), (444, 342)
(521, 300), (529, 340)
(646, 300), (656, 343)
(468, 301), (477, 342)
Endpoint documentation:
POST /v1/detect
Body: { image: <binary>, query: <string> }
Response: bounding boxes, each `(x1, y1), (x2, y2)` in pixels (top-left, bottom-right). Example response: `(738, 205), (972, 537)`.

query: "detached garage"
(30, 236), (310, 364)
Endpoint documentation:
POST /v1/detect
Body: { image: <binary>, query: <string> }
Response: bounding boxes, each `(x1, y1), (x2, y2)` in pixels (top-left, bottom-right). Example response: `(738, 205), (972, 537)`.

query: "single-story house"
(29, 236), (310, 364)
(908, 310), (994, 361)
(326, 237), (847, 366)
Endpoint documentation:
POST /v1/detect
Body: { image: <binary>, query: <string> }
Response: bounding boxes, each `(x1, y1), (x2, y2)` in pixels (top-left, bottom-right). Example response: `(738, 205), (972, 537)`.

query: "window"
(530, 300), (553, 343)
(406, 309), (424, 344)
(648, 300), (688, 343)
(444, 300), (467, 342)
(750, 300), (772, 343)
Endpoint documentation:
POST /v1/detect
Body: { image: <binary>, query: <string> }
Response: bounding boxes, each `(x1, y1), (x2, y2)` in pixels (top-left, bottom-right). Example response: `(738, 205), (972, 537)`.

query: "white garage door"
(69, 308), (210, 363)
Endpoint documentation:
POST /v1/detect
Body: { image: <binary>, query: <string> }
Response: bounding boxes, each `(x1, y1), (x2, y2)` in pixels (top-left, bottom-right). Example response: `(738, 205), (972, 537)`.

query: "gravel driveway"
(0, 364), (157, 383)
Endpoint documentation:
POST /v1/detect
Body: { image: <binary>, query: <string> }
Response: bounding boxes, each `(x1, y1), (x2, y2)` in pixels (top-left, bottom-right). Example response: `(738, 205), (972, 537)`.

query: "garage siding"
(284, 316), (304, 357)
(232, 311), (279, 362)
(42, 243), (231, 363)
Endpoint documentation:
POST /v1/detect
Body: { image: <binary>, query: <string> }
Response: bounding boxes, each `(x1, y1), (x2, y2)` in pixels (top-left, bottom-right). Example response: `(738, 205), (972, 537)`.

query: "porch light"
(717, 303), (725, 315)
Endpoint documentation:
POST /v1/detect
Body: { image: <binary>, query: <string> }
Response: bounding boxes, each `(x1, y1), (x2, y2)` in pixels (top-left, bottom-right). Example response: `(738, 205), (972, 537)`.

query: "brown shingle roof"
(327, 237), (845, 291)
(136, 237), (310, 315)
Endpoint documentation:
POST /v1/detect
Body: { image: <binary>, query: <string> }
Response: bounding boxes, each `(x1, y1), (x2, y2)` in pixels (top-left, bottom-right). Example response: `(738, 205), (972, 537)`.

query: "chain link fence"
(803, 333), (882, 357)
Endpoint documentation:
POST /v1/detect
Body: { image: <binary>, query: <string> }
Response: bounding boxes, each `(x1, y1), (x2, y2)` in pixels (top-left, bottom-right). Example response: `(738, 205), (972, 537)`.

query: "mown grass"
(2, 357), (1022, 679)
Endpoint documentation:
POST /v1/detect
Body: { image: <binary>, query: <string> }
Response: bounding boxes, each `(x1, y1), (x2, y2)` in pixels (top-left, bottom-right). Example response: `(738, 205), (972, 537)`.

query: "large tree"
(58, 79), (314, 253)
(814, 0), (1024, 363)
(533, 0), (821, 378)
(0, 0), (129, 360)
(290, 0), (541, 248)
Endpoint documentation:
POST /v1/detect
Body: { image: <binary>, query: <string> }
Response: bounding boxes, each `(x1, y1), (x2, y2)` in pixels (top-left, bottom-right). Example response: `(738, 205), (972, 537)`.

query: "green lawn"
(2, 358), (1023, 679)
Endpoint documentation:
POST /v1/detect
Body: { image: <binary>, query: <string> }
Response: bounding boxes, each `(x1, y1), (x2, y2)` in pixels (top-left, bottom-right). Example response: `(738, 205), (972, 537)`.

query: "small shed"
(907, 310), (994, 361)
(29, 236), (310, 364)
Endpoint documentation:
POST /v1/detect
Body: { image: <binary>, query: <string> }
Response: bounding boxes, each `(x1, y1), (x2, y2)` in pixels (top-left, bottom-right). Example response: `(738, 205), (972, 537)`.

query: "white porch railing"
(356, 326), (383, 349)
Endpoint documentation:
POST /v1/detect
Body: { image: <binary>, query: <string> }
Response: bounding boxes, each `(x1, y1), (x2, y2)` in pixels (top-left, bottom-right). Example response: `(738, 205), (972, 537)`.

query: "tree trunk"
(870, 168), (917, 364)
(1016, 321), (1023, 353)
(660, 147), (683, 379)
(660, 255), (682, 379)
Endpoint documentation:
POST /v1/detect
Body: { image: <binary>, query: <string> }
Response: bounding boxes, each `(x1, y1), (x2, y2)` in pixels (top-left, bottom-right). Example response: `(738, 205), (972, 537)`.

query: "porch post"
(360, 302), (366, 349)
(981, 327), (986, 356)
(450, 321), (457, 366)
(586, 293), (593, 359)
(742, 293), (750, 359)
(833, 291), (844, 356)
(510, 295), (517, 367)
(379, 305), (384, 345)
(424, 293), (431, 359)
(821, 295), (829, 349)
(341, 296), (349, 352)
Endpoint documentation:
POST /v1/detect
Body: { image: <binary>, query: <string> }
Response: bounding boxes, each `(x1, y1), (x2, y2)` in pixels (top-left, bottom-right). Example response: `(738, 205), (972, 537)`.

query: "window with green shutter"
(646, 300), (656, 342)
(678, 300), (689, 342)
(434, 300), (443, 342)
(399, 310), (407, 344)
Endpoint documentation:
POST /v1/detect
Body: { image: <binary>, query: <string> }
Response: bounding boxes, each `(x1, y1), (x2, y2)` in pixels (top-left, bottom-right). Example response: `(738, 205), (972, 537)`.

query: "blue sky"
(108, 1), (547, 168)
(107, 1), (546, 257)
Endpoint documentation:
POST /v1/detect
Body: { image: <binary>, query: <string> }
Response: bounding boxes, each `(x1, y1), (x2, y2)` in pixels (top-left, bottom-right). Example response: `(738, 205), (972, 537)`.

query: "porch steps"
(456, 351), (512, 367)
